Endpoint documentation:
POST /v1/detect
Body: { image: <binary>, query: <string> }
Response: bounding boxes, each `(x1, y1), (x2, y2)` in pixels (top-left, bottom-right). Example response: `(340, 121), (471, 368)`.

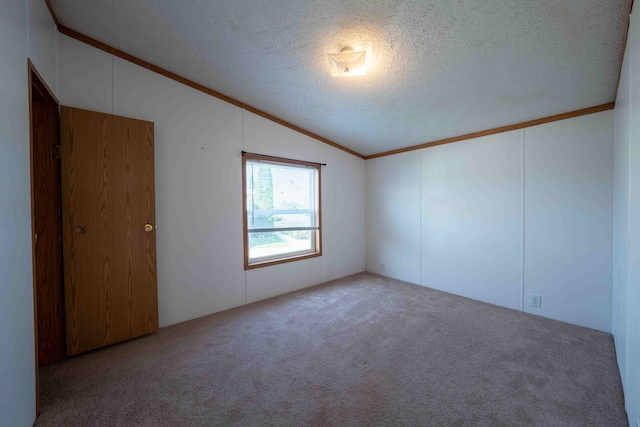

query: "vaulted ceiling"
(49, 0), (630, 157)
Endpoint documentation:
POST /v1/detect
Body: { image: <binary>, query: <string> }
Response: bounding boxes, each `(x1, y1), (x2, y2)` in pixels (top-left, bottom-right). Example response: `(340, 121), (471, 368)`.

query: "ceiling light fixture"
(327, 48), (367, 77)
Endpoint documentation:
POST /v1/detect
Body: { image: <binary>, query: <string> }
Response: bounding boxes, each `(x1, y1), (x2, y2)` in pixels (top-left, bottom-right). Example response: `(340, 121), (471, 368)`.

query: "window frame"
(242, 153), (322, 270)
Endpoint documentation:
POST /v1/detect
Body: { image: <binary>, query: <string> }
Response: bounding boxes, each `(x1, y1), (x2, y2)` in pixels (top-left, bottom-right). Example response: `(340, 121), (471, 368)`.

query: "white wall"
(614, 21), (631, 391)
(421, 131), (523, 310)
(0, 0), (58, 425)
(366, 152), (421, 285)
(57, 34), (366, 327)
(627, 5), (640, 422)
(613, 6), (640, 426)
(366, 111), (614, 332)
(524, 115), (613, 331)
(28, 0), (58, 95)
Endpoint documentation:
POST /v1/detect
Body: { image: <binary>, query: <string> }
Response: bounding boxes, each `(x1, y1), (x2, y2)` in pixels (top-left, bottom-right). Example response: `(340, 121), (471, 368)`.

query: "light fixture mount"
(327, 47), (366, 77)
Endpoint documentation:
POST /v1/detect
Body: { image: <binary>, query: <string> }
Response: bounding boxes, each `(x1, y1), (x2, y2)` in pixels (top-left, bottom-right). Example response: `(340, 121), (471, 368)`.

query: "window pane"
(247, 211), (312, 230)
(246, 161), (315, 231)
(248, 230), (313, 260)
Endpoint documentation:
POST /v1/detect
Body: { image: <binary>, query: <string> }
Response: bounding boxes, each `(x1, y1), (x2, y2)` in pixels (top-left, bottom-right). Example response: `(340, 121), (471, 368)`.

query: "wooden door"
(60, 106), (158, 356)
(31, 90), (65, 366)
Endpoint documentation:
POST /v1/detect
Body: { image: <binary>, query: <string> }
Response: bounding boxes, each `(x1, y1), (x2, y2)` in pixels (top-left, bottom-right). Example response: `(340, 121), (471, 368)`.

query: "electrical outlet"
(380, 263), (384, 272)
(529, 294), (542, 308)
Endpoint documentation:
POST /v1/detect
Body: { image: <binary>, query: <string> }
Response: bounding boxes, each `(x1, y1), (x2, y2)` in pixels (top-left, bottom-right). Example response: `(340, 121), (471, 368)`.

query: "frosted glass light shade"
(327, 49), (366, 77)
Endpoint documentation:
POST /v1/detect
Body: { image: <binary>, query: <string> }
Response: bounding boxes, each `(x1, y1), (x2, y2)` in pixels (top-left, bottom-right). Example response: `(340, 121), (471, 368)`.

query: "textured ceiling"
(50, 0), (629, 157)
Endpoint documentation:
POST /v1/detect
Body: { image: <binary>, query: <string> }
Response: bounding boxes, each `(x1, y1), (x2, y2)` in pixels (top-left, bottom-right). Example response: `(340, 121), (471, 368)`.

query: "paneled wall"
(365, 152), (421, 285)
(524, 116), (613, 331)
(0, 0), (59, 425)
(57, 34), (366, 328)
(420, 131), (522, 310)
(613, 6), (640, 426)
(367, 111), (614, 333)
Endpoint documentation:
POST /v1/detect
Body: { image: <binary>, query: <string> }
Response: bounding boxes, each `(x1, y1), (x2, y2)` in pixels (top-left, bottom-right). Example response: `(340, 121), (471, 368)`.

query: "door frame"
(28, 59), (61, 417)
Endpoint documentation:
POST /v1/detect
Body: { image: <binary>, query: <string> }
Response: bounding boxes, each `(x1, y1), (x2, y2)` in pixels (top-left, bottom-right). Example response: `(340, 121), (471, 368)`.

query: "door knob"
(144, 224), (154, 232)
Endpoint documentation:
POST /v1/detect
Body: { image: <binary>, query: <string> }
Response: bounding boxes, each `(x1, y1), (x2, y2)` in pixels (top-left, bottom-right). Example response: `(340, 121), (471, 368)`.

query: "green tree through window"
(254, 166), (273, 211)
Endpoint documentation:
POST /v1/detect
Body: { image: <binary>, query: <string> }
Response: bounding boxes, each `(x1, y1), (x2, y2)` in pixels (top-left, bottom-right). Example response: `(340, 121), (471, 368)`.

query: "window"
(242, 153), (322, 269)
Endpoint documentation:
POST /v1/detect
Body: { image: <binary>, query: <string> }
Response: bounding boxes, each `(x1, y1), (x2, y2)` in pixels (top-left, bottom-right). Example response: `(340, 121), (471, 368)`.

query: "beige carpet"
(37, 273), (627, 426)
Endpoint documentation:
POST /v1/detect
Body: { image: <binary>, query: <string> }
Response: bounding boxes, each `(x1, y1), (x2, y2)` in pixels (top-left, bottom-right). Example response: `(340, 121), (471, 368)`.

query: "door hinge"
(53, 145), (61, 159)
